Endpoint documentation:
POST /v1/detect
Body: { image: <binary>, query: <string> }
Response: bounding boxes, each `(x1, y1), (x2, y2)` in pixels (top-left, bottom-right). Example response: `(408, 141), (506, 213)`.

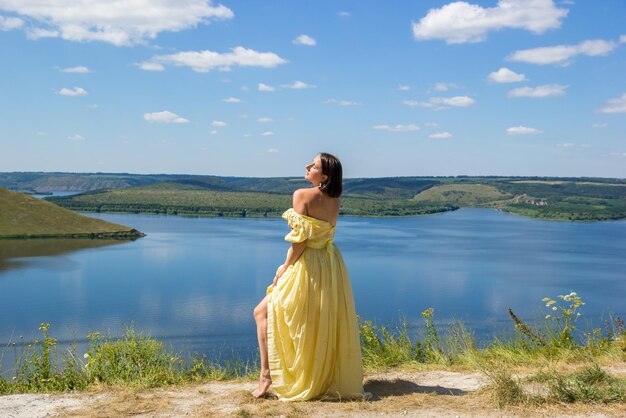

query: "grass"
(0, 324), (255, 395)
(0, 188), (142, 239)
(1, 292), (624, 410)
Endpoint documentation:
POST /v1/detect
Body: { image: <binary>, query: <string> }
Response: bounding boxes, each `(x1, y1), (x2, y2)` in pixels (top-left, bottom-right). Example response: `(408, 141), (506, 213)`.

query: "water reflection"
(0, 239), (129, 272)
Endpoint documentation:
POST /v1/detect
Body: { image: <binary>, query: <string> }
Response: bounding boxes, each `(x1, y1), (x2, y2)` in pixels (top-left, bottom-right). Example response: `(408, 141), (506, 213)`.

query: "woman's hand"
(273, 264), (288, 286)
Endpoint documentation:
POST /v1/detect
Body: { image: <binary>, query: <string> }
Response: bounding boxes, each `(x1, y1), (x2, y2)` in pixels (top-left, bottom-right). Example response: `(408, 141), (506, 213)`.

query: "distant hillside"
(2, 172), (625, 221)
(0, 172), (187, 193)
(47, 177), (626, 221)
(0, 188), (144, 239)
(411, 183), (511, 206)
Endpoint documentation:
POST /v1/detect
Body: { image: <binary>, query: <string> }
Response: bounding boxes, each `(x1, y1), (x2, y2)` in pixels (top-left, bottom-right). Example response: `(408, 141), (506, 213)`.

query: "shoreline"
(72, 205), (626, 223)
(0, 229), (145, 240)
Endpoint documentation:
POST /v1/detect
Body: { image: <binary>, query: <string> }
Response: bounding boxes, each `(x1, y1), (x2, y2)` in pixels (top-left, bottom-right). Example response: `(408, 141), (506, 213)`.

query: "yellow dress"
(266, 208), (364, 401)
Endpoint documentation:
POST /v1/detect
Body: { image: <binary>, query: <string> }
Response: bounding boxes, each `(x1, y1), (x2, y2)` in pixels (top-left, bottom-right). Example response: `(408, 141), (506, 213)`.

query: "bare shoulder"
(293, 188), (314, 214)
(293, 188), (316, 202)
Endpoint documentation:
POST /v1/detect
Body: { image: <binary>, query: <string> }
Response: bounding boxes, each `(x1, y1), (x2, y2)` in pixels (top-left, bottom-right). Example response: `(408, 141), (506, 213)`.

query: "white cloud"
(143, 111), (189, 123)
(34, 131), (46, 136)
(0, 0), (233, 46)
(431, 96), (475, 107)
(508, 84), (567, 98)
(293, 34), (316, 46)
(592, 123), (608, 128)
(403, 96), (476, 110)
(267, 148), (279, 153)
(398, 85), (411, 91)
(137, 61), (165, 72)
(433, 82), (456, 91)
(373, 124), (420, 132)
(0, 15), (23, 30)
(146, 47), (287, 73)
(325, 99), (361, 106)
(488, 67), (527, 83)
(508, 38), (619, 66)
(211, 120), (226, 127)
(210, 130), (218, 135)
(424, 122), (439, 127)
(429, 132), (452, 139)
(60, 65), (91, 73)
(260, 131), (274, 136)
(26, 27), (58, 39)
(620, 35), (626, 44)
(506, 126), (542, 135)
(257, 117), (272, 123)
(222, 97), (241, 103)
(557, 143), (575, 147)
(87, 104), (98, 109)
(597, 93), (626, 114)
(337, 11), (351, 17)
(412, 0), (567, 44)
(58, 86), (87, 96)
(66, 134), (85, 141)
(258, 83), (275, 92)
(281, 80), (315, 89)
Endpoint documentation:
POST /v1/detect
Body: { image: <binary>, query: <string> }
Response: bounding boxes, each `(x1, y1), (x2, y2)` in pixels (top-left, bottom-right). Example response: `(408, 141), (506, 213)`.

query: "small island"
(0, 188), (144, 239)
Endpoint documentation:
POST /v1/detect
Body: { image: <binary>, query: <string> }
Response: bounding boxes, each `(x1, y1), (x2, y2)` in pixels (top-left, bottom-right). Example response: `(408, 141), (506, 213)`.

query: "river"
(1, 208), (624, 369)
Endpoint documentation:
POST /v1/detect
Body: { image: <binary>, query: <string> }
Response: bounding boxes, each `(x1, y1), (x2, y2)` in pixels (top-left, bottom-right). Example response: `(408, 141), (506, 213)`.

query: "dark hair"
(318, 152), (342, 198)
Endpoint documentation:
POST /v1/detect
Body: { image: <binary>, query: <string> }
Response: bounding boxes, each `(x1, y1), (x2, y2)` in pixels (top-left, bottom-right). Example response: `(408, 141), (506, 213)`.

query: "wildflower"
(552, 306), (557, 311)
(421, 308), (434, 319)
(545, 315), (551, 319)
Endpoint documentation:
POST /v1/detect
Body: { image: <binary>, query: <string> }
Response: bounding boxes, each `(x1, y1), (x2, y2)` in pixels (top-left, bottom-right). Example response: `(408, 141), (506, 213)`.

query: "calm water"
(1, 209), (625, 367)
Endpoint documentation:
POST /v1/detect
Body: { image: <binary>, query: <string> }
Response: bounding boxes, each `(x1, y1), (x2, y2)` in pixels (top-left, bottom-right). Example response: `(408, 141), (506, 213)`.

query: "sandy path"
(1, 367), (624, 417)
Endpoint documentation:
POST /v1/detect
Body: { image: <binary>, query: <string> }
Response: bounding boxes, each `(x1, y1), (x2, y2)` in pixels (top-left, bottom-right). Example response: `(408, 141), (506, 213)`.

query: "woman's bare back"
(293, 188), (340, 226)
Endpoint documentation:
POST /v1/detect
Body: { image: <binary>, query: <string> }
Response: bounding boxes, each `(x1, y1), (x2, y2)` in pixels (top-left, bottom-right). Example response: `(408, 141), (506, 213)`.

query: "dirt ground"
(1, 366), (625, 417)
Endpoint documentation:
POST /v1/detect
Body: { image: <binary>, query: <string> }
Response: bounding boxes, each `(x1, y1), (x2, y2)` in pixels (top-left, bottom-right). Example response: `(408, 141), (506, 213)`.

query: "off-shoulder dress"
(266, 208), (364, 401)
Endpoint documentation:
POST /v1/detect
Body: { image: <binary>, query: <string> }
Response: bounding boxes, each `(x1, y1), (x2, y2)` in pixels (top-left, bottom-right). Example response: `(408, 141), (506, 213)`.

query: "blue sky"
(1, 0), (625, 178)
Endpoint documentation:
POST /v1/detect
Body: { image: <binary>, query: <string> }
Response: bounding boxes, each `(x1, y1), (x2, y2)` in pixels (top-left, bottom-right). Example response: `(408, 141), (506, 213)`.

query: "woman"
(252, 152), (364, 401)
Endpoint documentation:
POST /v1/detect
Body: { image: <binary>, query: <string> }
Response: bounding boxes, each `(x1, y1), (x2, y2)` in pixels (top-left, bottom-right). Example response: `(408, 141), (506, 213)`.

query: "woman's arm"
(273, 189), (309, 286)
(273, 241), (307, 285)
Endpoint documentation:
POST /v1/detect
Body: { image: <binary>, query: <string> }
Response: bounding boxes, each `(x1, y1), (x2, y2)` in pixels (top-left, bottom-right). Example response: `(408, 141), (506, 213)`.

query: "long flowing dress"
(266, 208), (364, 401)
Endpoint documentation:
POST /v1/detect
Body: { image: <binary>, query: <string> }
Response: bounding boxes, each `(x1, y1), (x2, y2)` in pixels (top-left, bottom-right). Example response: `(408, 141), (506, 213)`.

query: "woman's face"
(305, 155), (326, 186)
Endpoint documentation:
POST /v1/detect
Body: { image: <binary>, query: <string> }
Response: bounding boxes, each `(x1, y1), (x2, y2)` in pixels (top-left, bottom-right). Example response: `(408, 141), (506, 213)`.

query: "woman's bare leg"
(253, 295), (271, 397)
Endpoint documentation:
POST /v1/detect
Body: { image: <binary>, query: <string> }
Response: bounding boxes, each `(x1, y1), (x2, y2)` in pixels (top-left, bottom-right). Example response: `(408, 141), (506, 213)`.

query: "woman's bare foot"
(252, 369), (272, 398)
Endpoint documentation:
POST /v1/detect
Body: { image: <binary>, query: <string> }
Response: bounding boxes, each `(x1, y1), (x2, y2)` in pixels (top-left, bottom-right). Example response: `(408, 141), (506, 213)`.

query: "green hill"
(2, 172), (625, 221)
(412, 183), (512, 206)
(0, 188), (144, 239)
